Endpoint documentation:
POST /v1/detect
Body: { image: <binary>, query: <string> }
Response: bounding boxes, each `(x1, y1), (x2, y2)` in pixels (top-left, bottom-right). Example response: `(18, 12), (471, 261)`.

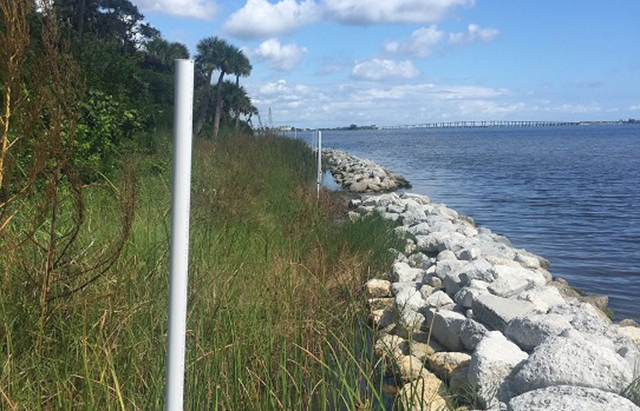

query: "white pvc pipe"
(164, 59), (194, 411)
(316, 130), (322, 199)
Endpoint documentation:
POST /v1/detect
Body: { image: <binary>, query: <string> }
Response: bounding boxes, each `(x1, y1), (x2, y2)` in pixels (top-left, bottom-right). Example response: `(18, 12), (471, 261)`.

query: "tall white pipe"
(316, 130), (322, 199)
(164, 59), (194, 411)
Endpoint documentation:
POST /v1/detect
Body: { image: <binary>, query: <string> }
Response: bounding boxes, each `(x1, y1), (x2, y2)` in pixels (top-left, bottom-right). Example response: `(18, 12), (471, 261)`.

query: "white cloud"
(253, 38), (308, 71)
(630, 104), (640, 111)
(322, 0), (474, 24)
(133, 0), (218, 19)
(247, 79), (516, 128)
(352, 59), (419, 81)
(449, 23), (499, 45)
(384, 26), (445, 57)
(223, 0), (320, 39)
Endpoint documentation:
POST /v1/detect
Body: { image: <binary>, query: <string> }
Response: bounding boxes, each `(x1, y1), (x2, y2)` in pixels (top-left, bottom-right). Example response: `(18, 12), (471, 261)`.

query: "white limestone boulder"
(392, 262), (425, 283)
(459, 318), (489, 351)
(472, 294), (537, 332)
(508, 385), (640, 411)
(504, 314), (573, 351)
(516, 286), (565, 313)
(421, 308), (467, 352)
(426, 290), (454, 308)
(366, 278), (392, 298)
(468, 331), (528, 408)
(508, 335), (633, 396)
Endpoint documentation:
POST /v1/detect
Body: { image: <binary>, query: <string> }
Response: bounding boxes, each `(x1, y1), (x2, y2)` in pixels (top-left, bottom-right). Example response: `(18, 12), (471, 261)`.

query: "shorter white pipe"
(316, 130), (322, 199)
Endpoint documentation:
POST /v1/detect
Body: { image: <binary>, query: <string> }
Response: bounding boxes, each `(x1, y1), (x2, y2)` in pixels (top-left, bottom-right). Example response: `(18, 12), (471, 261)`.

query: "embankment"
(324, 148), (640, 410)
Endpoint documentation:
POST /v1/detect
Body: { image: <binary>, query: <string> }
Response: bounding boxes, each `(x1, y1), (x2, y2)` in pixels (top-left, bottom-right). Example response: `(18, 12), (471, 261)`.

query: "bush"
(74, 90), (144, 180)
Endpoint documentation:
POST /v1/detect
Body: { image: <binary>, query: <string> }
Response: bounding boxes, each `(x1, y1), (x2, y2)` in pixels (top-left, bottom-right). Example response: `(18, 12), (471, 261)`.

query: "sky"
(134, 0), (640, 128)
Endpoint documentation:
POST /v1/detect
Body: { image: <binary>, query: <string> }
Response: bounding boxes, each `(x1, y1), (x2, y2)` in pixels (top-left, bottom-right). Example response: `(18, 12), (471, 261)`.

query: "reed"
(0, 132), (405, 410)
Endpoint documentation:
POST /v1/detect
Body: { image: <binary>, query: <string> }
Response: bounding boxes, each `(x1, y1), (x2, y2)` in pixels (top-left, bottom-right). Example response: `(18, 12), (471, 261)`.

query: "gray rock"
(473, 294), (537, 332)
(426, 290), (454, 307)
(457, 247), (482, 261)
(455, 280), (490, 308)
(460, 318), (489, 351)
(488, 274), (530, 298)
(401, 192), (430, 204)
(491, 265), (547, 289)
(408, 222), (431, 236)
(458, 259), (495, 284)
(374, 334), (408, 360)
(407, 252), (432, 268)
(504, 314), (573, 351)
(419, 284), (436, 299)
(397, 309), (426, 337)
(421, 308), (467, 351)
(365, 279), (392, 298)
(581, 294), (609, 312)
(371, 307), (395, 332)
(395, 287), (425, 311)
(427, 276), (443, 288)
(392, 262), (425, 283)
(516, 286), (565, 313)
(509, 335), (633, 396)
(468, 331), (528, 408)
(391, 281), (420, 295)
(436, 250), (457, 261)
(548, 303), (612, 335)
(508, 385), (640, 411)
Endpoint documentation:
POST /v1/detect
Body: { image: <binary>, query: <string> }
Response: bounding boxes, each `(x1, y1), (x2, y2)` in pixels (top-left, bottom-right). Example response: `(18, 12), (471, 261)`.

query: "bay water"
(298, 125), (640, 321)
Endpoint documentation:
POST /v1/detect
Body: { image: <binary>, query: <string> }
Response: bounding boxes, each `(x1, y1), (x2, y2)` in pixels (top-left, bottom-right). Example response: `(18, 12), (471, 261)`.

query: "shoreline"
(324, 148), (640, 410)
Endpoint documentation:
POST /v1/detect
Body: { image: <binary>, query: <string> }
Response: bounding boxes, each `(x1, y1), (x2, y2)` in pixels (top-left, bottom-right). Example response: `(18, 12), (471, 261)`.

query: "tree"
(143, 38), (189, 73)
(194, 36), (244, 138)
(220, 80), (256, 131)
(194, 37), (225, 136)
(230, 50), (252, 132)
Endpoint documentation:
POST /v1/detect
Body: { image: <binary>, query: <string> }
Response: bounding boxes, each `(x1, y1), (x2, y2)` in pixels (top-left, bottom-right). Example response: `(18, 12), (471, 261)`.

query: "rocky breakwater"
(323, 149), (411, 193)
(354, 192), (640, 410)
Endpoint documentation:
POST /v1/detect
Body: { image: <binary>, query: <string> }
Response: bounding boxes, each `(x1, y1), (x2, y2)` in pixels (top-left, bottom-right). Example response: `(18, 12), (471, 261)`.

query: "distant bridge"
(380, 120), (580, 130)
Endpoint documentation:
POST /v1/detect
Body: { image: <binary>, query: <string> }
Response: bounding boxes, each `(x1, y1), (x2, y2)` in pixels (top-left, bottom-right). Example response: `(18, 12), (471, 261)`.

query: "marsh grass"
(0, 133), (406, 410)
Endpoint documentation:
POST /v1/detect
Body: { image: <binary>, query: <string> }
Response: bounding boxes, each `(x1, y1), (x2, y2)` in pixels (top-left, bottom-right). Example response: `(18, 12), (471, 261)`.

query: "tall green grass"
(0, 133), (404, 410)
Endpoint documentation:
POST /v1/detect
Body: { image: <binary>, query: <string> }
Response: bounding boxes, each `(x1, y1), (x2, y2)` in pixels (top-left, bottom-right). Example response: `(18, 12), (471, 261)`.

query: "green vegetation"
(0, 132), (407, 410)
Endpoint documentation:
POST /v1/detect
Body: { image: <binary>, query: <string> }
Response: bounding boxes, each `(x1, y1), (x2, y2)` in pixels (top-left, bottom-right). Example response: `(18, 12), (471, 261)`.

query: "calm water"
(299, 125), (640, 321)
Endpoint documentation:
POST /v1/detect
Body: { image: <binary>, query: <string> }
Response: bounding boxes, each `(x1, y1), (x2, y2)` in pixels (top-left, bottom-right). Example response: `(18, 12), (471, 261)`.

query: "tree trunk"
(212, 70), (225, 139)
(234, 75), (240, 133)
(194, 70), (213, 136)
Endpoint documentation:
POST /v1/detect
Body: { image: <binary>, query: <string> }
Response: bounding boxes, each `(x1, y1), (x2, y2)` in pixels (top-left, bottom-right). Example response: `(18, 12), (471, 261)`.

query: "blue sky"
(135, 0), (640, 128)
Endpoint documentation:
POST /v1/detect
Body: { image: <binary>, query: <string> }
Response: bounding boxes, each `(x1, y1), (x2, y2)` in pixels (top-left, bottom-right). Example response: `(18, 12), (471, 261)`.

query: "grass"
(0, 132), (406, 410)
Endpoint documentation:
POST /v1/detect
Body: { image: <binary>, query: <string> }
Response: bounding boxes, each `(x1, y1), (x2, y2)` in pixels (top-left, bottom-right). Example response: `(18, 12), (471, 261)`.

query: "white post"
(316, 130), (322, 199)
(164, 59), (194, 411)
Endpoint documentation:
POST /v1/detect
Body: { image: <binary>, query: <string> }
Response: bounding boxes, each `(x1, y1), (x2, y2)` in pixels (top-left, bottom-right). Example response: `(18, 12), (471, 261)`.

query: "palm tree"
(230, 51), (252, 132)
(220, 81), (256, 131)
(144, 38), (189, 72)
(194, 37), (235, 136)
(194, 37), (224, 135)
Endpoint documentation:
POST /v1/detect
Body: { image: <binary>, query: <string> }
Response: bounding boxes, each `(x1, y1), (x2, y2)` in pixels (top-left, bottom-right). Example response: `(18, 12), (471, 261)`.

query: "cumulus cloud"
(322, 0), (474, 24)
(224, 0), (476, 38)
(384, 26), (445, 57)
(449, 23), (500, 45)
(252, 38), (308, 71)
(132, 0), (218, 19)
(351, 59), (419, 81)
(223, 0), (320, 39)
